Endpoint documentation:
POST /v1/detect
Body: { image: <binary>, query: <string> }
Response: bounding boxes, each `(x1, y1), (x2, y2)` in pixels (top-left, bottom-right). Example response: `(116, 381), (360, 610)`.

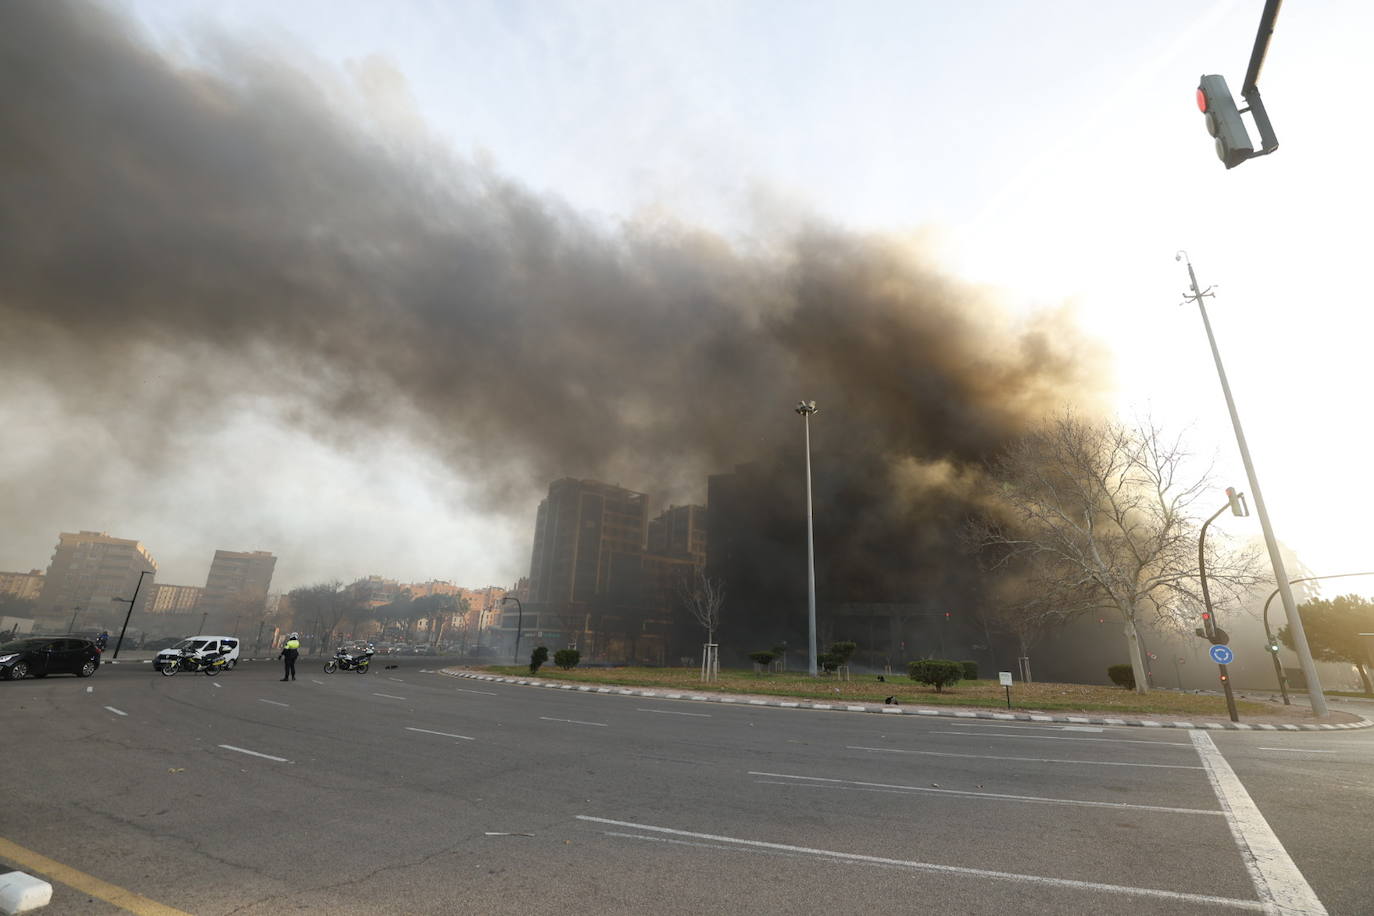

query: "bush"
(529, 646), (549, 674)
(908, 659), (963, 693)
(816, 652), (839, 673)
(748, 651), (777, 669)
(553, 648), (581, 670)
(960, 660), (979, 680)
(1107, 664), (1135, 689)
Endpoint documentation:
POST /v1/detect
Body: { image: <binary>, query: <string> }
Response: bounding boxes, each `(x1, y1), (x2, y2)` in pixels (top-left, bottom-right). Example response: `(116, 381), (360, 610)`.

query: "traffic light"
(1266, 639), (1281, 653)
(1197, 75), (1254, 169)
(1225, 487), (1248, 517)
(1194, 611), (1230, 645)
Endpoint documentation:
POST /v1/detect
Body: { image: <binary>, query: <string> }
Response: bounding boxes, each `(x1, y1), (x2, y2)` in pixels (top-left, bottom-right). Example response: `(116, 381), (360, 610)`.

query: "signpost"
(999, 671), (1013, 709)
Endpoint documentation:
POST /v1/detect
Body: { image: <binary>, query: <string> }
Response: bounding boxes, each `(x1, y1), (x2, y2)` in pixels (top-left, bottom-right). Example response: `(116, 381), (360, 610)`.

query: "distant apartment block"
(0, 569), (45, 600)
(148, 583), (204, 614)
(37, 531), (158, 619)
(200, 550), (276, 625)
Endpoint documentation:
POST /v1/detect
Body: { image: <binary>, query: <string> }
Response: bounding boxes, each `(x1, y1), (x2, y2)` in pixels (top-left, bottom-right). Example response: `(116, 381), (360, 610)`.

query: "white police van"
(153, 636), (241, 672)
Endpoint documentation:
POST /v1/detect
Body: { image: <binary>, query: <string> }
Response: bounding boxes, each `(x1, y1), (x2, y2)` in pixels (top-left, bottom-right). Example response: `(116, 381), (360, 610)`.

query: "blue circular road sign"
(1209, 644), (1234, 665)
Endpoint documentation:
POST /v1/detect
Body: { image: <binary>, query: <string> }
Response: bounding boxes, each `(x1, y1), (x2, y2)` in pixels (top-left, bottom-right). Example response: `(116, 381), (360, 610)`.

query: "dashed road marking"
(258, 698), (289, 707)
(373, 692), (406, 700)
(405, 727), (475, 741)
(847, 745), (1203, 770)
(749, 771), (1222, 816)
(578, 816), (1263, 910)
(104, 706), (127, 717)
(540, 716), (607, 727)
(1256, 747), (1335, 754)
(218, 744), (291, 763)
(932, 730), (1191, 747)
(637, 708), (712, 718)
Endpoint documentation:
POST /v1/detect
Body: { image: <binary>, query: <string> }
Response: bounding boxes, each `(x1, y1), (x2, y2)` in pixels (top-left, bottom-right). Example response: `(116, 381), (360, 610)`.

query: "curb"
(438, 671), (1374, 732)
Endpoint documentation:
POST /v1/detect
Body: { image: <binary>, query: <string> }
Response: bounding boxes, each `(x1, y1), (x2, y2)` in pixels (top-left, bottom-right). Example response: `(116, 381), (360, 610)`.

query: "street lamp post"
(67, 605), (82, 634)
(111, 570), (152, 659)
(503, 596), (524, 665)
(1198, 494), (1246, 723)
(1178, 252), (1328, 716)
(795, 400), (819, 677)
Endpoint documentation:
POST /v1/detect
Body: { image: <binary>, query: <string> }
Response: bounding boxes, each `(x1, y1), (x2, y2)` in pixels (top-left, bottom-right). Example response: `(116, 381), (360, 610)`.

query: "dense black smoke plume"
(1, 2), (1105, 597)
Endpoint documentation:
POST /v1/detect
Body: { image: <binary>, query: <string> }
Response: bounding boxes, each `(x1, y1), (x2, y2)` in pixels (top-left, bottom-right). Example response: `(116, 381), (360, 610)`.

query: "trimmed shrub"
(908, 659), (963, 693)
(529, 646), (549, 674)
(748, 651), (777, 670)
(554, 649), (581, 670)
(960, 660), (979, 681)
(1107, 664), (1135, 689)
(817, 652), (839, 673)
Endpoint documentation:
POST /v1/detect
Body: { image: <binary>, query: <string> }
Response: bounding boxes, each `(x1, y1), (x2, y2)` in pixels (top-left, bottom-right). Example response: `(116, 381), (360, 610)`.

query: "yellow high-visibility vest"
(285, 639), (300, 650)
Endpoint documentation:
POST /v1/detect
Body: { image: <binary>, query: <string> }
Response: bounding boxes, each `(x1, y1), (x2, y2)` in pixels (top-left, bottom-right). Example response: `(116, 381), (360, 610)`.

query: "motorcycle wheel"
(355, 663), (367, 673)
(204, 663), (221, 676)
(161, 660), (179, 677)
(323, 660), (338, 674)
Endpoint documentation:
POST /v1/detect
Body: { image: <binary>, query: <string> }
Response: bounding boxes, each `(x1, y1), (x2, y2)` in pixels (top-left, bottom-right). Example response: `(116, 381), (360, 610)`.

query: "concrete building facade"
(36, 531), (158, 626)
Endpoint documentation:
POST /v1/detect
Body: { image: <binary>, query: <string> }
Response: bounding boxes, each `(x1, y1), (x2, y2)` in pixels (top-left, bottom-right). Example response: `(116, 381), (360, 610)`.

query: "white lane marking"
(86, 686), (93, 693)
(1062, 726), (1105, 732)
(218, 744), (291, 763)
(103, 706), (127, 717)
(373, 693), (407, 700)
(211, 682), (222, 689)
(578, 816), (1262, 910)
(749, 771), (1221, 816)
(1256, 747), (1336, 754)
(258, 699), (290, 707)
(932, 730), (1191, 747)
(848, 745), (1203, 770)
(455, 688), (498, 696)
(388, 677), (405, 682)
(311, 679), (324, 684)
(917, 720), (1133, 734)
(540, 716), (607, 727)
(1191, 732), (1327, 915)
(637, 708), (712, 718)
(405, 727), (475, 741)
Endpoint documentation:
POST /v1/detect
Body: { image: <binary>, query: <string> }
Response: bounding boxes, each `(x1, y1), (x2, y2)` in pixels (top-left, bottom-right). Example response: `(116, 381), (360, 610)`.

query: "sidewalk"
(438, 669), (1373, 732)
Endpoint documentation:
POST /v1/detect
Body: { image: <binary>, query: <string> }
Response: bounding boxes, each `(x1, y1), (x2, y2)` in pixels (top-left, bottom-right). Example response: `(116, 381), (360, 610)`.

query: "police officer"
(279, 632), (300, 681)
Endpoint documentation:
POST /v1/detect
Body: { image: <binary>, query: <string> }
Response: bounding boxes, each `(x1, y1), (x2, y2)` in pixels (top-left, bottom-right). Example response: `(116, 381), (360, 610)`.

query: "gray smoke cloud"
(0, 1), (1107, 588)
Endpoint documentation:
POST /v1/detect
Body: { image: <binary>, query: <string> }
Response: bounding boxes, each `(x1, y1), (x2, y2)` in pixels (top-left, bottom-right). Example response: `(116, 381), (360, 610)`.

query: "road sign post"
(1209, 644), (1240, 723)
(999, 671), (1013, 709)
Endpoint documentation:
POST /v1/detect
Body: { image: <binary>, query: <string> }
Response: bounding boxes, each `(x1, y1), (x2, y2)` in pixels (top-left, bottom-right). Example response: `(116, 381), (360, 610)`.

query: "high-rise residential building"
(36, 531), (158, 623)
(0, 569), (45, 600)
(200, 549), (276, 628)
(647, 505), (708, 563)
(148, 583), (204, 614)
(528, 478), (648, 606)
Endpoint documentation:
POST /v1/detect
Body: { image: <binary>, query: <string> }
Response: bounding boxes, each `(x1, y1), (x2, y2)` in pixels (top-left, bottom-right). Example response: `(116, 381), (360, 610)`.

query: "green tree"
(1278, 595), (1374, 694)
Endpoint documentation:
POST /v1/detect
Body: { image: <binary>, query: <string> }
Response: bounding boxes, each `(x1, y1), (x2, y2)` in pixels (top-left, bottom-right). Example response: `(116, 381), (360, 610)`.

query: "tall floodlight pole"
(795, 400), (819, 677)
(111, 570), (152, 660)
(1177, 252), (1327, 715)
(503, 595), (524, 665)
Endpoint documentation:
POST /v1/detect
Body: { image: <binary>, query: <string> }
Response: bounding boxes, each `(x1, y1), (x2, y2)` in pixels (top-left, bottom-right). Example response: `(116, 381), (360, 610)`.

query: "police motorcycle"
(160, 646), (232, 677)
(323, 644), (374, 674)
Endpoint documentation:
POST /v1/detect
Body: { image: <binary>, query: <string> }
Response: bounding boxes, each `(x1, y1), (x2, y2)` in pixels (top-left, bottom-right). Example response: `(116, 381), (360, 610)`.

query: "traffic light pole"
(1179, 255), (1327, 716)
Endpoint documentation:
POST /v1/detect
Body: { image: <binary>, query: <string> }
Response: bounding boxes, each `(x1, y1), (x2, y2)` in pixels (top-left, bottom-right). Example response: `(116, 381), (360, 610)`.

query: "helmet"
(289, 632), (298, 639)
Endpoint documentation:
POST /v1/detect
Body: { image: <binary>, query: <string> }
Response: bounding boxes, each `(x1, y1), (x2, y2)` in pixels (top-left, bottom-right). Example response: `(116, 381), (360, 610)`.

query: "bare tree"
(677, 568), (725, 679)
(967, 413), (1263, 693)
(286, 581), (361, 653)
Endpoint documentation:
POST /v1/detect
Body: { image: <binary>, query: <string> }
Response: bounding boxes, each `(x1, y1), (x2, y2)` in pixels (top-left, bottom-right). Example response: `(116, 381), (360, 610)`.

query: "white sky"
(15, 0), (1373, 598)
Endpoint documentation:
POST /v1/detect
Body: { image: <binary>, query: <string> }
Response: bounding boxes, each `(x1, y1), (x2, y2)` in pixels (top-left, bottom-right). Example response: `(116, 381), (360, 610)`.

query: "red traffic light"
(1219, 674), (1228, 682)
(1201, 612), (1211, 620)
(1196, 87), (1208, 113)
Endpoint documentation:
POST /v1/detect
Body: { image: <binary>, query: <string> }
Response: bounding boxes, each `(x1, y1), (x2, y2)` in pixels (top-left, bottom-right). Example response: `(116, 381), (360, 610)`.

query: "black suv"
(0, 637), (102, 680)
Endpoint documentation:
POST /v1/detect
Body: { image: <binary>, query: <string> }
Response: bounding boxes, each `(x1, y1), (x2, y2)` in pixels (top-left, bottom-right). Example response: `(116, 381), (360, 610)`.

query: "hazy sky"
(3, 0), (1371, 599)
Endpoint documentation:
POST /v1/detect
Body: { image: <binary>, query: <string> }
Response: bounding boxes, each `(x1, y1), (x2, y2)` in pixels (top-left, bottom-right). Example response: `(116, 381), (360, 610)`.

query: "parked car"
(0, 637), (101, 680)
(153, 636), (241, 672)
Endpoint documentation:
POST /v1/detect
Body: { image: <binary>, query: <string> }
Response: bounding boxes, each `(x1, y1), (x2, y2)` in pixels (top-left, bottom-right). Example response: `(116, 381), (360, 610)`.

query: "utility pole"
(795, 400), (819, 677)
(1177, 253), (1327, 715)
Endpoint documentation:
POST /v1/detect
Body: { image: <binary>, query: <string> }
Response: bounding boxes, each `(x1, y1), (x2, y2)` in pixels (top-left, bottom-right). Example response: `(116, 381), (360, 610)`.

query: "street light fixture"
(503, 596), (524, 665)
(795, 399), (819, 677)
(1177, 252), (1328, 716)
(1261, 572), (1374, 706)
(1197, 488), (1248, 723)
(110, 570), (152, 659)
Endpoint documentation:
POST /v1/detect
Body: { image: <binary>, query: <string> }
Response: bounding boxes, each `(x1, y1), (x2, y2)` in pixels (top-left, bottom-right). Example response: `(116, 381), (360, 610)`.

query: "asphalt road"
(2, 659), (1371, 915)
